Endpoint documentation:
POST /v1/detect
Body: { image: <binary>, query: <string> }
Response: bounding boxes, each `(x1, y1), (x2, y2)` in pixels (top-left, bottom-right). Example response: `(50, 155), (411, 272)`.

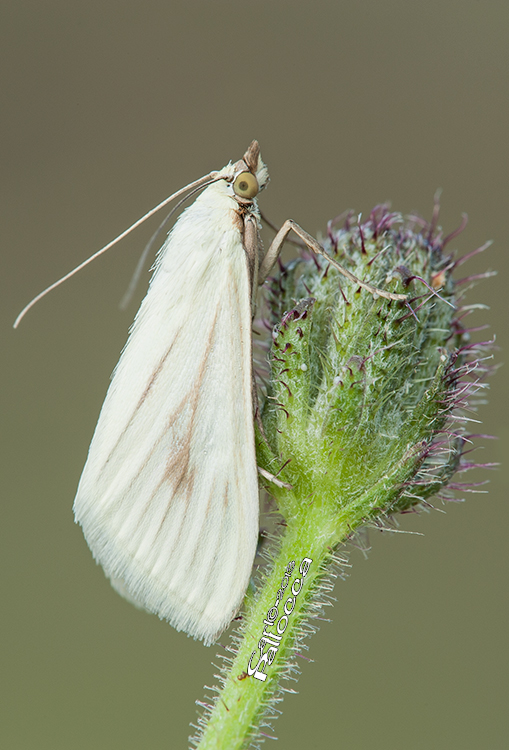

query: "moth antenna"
(14, 172), (220, 328)
(119, 180), (219, 310)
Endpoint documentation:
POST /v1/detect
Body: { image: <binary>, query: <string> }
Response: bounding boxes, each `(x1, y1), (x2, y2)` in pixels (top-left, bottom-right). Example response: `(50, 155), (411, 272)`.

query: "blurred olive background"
(2, 1), (508, 748)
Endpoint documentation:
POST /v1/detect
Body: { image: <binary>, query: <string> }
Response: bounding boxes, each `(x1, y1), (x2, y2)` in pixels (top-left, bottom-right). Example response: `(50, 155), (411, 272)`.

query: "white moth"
(15, 141), (406, 645)
(74, 143), (270, 645)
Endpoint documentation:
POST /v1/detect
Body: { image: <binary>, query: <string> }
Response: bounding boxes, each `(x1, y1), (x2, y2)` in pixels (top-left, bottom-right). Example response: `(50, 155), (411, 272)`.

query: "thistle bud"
(257, 206), (491, 535)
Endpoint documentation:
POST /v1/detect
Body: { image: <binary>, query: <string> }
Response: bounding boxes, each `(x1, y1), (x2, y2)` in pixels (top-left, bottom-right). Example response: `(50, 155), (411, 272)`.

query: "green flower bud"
(257, 206), (488, 538)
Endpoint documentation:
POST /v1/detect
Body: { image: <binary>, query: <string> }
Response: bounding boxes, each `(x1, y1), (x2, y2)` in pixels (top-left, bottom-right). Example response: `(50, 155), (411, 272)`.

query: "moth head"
(224, 140), (269, 204)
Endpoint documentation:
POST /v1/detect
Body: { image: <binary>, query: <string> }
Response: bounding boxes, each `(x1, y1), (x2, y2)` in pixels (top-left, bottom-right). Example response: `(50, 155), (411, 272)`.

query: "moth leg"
(259, 210), (306, 249)
(252, 373), (292, 490)
(258, 219), (407, 302)
(257, 466), (293, 490)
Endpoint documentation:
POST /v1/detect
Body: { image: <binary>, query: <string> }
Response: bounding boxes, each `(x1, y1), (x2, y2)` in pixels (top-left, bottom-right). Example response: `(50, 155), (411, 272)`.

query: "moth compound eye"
(233, 172), (259, 199)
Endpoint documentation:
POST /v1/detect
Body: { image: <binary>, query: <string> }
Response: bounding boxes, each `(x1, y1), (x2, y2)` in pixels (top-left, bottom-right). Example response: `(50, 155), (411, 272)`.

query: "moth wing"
(74, 185), (259, 644)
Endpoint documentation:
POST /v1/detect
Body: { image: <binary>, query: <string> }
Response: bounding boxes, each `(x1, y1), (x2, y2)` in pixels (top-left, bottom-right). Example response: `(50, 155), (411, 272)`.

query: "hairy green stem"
(196, 510), (343, 750)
